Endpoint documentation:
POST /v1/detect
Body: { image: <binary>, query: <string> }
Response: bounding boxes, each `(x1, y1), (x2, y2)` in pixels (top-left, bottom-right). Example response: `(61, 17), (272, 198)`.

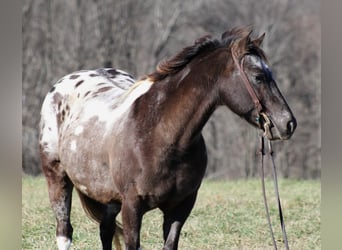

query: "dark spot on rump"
(106, 69), (118, 75)
(49, 86), (56, 93)
(90, 86), (113, 97)
(115, 71), (134, 79)
(89, 73), (100, 77)
(69, 74), (80, 79)
(84, 91), (91, 97)
(77, 93), (80, 98)
(97, 82), (107, 86)
(96, 86), (113, 93)
(57, 110), (66, 127)
(57, 101), (62, 111)
(107, 68), (134, 79)
(56, 113), (62, 128)
(75, 80), (84, 88)
(53, 92), (63, 106)
(57, 78), (64, 84)
(65, 106), (70, 116)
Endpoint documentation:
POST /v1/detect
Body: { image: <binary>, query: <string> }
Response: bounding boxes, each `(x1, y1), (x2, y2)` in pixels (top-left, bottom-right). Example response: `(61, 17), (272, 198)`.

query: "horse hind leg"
(76, 190), (123, 250)
(40, 149), (74, 250)
(99, 202), (122, 250)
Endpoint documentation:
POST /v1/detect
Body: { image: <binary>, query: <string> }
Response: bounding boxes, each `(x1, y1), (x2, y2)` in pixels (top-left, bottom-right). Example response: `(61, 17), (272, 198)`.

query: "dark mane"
(147, 26), (266, 82)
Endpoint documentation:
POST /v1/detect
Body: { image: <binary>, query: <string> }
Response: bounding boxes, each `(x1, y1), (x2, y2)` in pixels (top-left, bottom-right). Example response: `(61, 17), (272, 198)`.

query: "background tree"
(22, 0), (320, 179)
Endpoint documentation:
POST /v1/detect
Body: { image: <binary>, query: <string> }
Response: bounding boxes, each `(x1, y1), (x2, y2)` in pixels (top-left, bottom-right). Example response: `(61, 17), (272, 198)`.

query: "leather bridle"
(232, 50), (273, 138)
(232, 50), (290, 250)
(231, 51), (263, 115)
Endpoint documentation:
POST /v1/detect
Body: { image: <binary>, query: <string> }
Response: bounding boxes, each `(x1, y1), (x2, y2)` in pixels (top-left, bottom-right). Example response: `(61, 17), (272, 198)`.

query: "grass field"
(22, 176), (320, 250)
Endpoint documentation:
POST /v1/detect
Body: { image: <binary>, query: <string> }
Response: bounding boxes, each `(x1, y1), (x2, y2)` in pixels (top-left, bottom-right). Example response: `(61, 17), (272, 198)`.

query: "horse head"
(218, 27), (296, 140)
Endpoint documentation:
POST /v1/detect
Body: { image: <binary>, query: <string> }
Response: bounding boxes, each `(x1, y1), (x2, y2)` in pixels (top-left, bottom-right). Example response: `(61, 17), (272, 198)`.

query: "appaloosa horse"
(39, 27), (296, 250)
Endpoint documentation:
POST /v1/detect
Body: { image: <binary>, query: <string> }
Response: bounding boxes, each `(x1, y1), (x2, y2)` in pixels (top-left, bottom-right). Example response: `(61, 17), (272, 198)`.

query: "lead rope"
(259, 113), (290, 250)
(259, 136), (278, 249)
(267, 139), (290, 250)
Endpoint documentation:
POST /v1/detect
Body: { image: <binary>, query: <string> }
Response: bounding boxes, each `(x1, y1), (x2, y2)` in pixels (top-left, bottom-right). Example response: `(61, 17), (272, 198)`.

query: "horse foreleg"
(121, 194), (144, 250)
(41, 154), (74, 250)
(100, 202), (122, 250)
(161, 192), (198, 250)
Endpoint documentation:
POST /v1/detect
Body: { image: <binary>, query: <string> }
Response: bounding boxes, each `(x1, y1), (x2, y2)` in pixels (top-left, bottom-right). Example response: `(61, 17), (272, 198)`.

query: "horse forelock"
(225, 26), (268, 61)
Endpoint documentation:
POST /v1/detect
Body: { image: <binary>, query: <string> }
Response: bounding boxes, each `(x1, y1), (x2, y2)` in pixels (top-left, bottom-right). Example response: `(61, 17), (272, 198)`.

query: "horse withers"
(39, 27), (296, 250)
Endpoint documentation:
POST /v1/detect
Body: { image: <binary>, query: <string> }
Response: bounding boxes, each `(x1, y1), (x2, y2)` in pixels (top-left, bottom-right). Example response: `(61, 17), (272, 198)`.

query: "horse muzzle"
(260, 113), (297, 140)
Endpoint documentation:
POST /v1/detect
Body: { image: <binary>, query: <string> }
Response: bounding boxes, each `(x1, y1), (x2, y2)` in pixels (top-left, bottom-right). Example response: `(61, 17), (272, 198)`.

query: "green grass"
(22, 176), (320, 249)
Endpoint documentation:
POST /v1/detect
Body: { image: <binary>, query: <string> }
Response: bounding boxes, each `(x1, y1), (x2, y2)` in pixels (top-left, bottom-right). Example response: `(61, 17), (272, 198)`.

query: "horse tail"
(76, 189), (123, 250)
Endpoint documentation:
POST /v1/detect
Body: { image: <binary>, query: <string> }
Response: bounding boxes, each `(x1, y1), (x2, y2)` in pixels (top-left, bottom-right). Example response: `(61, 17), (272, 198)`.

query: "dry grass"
(22, 176), (320, 249)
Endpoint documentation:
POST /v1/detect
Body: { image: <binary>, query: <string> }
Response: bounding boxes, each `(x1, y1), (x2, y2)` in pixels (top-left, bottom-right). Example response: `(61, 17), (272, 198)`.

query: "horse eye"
(255, 74), (265, 83)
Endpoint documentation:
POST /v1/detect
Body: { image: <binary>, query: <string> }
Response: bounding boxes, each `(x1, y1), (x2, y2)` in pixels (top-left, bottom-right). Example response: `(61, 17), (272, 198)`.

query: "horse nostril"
(287, 120), (297, 134)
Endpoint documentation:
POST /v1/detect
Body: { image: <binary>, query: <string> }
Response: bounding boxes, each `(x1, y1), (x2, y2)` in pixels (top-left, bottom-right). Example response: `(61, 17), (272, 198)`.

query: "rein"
(232, 50), (290, 249)
(259, 135), (290, 250)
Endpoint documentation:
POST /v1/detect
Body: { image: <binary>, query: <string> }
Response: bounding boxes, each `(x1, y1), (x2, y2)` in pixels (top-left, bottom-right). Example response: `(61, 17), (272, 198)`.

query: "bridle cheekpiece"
(231, 50), (271, 137)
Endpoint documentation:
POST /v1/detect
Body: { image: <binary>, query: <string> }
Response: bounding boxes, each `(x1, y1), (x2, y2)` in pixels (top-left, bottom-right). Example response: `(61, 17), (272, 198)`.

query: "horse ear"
(231, 35), (251, 56)
(229, 27), (253, 57)
(252, 33), (266, 47)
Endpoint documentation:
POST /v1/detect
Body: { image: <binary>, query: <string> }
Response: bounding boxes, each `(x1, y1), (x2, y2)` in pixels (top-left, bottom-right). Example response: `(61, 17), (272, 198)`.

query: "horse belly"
(59, 120), (121, 204)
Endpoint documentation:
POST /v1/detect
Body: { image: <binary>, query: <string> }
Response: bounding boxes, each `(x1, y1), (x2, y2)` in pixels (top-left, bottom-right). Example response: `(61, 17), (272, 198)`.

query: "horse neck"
(132, 67), (219, 149)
